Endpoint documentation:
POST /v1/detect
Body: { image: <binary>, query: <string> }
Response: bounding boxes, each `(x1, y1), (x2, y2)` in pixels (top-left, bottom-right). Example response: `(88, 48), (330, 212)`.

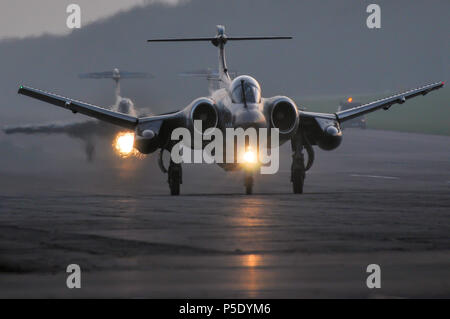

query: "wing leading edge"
(18, 86), (138, 130)
(335, 82), (444, 122)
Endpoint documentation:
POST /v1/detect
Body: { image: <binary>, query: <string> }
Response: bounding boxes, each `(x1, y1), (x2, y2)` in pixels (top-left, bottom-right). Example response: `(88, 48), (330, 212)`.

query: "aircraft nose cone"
(233, 109), (266, 130)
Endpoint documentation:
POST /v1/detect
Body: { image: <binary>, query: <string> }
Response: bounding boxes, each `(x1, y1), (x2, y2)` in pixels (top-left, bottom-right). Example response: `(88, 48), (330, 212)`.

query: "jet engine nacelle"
(134, 129), (159, 154)
(315, 119), (343, 151)
(188, 98), (219, 134)
(269, 97), (299, 138)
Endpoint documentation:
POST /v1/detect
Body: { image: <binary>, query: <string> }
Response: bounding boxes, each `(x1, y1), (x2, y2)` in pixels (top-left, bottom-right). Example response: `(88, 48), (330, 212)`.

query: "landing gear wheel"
(291, 133), (306, 195)
(244, 173), (254, 195)
(168, 161), (182, 196)
(291, 168), (304, 194)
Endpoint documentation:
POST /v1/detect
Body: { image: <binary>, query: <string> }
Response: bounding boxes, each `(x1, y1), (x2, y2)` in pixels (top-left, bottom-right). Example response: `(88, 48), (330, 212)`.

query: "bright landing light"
(243, 149), (257, 164)
(114, 132), (135, 157)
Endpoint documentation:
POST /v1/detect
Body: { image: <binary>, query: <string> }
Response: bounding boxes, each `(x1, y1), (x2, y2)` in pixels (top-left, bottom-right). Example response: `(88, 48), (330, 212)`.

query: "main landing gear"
(168, 160), (182, 196)
(291, 150), (305, 194)
(291, 131), (313, 194)
(159, 145), (183, 196)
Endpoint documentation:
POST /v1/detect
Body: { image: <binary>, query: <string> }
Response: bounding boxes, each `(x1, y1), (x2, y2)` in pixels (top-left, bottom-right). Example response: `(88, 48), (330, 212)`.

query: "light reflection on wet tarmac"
(0, 130), (449, 297)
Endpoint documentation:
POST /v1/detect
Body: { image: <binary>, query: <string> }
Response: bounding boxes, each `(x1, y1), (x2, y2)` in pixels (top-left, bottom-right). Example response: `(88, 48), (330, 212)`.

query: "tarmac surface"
(0, 129), (449, 298)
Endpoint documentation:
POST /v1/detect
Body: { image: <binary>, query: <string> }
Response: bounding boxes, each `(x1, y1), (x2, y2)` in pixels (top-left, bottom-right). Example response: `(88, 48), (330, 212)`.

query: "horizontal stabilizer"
(148, 25), (292, 48)
(178, 68), (237, 79)
(79, 70), (153, 80)
(148, 36), (292, 43)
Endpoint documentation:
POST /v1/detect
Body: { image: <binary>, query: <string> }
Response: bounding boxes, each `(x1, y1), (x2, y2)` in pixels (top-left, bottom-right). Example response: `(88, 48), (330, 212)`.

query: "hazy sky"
(0, 0), (447, 126)
(0, 0), (185, 40)
(0, 0), (447, 175)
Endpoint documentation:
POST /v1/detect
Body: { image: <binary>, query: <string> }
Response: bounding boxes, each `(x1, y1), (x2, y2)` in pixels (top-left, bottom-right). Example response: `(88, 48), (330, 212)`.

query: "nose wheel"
(244, 171), (254, 195)
(168, 160), (182, 196)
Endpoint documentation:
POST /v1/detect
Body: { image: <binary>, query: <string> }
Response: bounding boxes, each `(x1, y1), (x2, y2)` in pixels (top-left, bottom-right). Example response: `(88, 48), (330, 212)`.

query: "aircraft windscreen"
(231, 76), (261, 104)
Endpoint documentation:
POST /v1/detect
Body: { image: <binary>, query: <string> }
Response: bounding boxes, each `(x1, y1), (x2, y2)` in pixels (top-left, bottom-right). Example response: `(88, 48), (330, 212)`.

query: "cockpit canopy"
(230, 75), (261, 104)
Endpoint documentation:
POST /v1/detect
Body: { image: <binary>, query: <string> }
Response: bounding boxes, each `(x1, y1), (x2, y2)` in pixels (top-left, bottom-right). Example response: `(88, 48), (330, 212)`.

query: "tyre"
(292, 169), (304, 194)
(244, 174), (253, 195)
(168, 164), (181, 196)
(169, 180), (180, 196)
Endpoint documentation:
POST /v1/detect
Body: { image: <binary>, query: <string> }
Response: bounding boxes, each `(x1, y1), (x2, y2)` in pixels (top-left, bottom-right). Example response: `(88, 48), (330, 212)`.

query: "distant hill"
(1, 0), (448, 129)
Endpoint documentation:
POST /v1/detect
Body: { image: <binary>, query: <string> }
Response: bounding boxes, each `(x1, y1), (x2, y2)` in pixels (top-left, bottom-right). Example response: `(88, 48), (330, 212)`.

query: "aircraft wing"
(3, 120), (119, 139)
(335, 82), (444, 122)
(18, 86), (138, 130)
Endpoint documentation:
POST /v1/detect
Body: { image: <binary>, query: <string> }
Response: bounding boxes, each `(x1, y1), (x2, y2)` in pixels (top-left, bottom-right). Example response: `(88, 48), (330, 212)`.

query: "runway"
(0, 129), (449, 298)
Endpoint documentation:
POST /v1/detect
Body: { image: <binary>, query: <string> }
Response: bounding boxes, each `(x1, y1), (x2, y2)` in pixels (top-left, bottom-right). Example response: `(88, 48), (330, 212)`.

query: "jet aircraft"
(15, 26), (444, 194)
(5, 68), (151, 161)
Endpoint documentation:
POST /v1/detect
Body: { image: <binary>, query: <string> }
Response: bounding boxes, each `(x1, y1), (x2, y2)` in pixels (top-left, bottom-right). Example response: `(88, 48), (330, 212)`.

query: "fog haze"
(0, 0), (448, 174)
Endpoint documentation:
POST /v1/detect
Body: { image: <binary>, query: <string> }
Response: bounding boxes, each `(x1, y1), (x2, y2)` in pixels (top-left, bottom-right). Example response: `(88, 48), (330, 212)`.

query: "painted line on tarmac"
(350, 174), (399, 180)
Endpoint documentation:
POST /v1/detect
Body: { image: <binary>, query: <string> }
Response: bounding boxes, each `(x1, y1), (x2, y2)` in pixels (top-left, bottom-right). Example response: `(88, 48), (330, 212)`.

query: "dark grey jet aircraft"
(5, 68), (151, 161)
(16, 26), (444, 195)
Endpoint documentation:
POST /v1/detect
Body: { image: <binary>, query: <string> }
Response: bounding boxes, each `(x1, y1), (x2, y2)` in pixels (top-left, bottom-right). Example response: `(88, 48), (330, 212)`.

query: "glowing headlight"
(243, 150), (257, 163)
(114, 132), (135, 156)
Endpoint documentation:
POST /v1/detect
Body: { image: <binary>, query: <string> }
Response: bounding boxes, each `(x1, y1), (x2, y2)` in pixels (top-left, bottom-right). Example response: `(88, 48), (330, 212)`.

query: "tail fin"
(148, 25), (291, 88)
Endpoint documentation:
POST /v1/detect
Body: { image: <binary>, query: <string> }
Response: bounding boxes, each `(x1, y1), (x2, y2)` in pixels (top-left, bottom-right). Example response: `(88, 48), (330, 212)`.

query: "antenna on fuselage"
(148, 26), (292, 88)
(79, 68), (153, 104)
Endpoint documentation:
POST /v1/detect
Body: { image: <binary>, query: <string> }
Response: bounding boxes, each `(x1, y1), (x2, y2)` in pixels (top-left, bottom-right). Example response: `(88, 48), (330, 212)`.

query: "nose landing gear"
(244, 171), (254, 195)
